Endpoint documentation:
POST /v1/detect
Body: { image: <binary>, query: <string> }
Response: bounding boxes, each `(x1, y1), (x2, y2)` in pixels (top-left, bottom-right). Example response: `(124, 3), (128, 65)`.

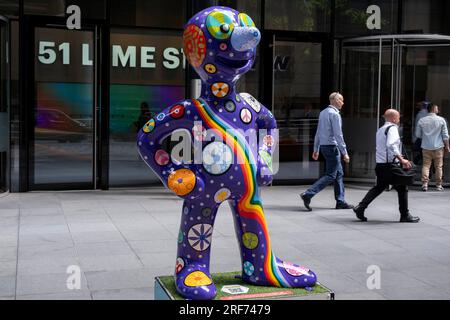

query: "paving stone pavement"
(1, 185), (450, 300)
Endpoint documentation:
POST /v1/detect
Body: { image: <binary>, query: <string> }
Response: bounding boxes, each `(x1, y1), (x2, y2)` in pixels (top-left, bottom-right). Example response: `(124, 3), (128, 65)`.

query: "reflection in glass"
(273, 41), (321, 181)
(24, 0), (105, 18)
(34, 28), (94, 185)
(0, 0), (19, 17)
(341, 43), (392, 180)
(110, 0), (185, 28)
(109, 28), (186, 187)
(400, 46), (450, 182)
(402, 0), (450, 34)
(0, 18), (8, 192)
(335, 0), (398, 37)
(265, 0), (330, 32)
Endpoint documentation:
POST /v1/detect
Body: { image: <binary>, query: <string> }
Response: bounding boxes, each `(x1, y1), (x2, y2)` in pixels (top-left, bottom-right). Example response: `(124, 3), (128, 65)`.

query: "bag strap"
(384, 125), (396, 164)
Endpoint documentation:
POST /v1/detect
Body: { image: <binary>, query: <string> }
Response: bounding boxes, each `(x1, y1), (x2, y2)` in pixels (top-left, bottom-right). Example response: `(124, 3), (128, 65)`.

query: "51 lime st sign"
(37, 41), (187, 70)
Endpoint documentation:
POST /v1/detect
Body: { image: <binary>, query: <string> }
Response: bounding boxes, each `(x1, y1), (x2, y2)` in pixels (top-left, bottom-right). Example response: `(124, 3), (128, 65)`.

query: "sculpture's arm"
(137, 102), (205, 200)
(255, 104), (278, 186)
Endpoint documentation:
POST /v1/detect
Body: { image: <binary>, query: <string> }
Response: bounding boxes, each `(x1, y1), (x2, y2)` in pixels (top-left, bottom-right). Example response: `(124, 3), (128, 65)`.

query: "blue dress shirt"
(313, 105), (348, 155)
(415, 114), (449, 150)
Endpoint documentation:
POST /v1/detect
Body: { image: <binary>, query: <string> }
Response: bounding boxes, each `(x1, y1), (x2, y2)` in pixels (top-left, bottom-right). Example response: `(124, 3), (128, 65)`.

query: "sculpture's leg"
(229, 189), (317, 288)
(175, 199), (219, 300)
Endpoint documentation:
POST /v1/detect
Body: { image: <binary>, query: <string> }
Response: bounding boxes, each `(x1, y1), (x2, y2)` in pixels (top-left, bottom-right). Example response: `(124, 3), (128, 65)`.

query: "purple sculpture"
(137, 6), (317, 300)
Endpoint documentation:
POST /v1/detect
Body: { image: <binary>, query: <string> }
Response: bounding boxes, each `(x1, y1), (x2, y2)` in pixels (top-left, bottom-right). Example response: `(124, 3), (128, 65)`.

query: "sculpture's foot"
(175, 263), (217, 300)
(242, 256), (317, 288)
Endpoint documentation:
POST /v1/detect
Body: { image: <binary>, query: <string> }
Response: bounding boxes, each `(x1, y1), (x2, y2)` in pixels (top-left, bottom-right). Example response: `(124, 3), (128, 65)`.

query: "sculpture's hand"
(257, 153), (273, 186)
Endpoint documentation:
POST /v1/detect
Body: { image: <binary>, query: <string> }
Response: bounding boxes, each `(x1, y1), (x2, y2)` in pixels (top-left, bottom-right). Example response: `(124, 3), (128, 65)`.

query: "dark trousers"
(304, 145), (345, 203)
(359, 164), (409, 217)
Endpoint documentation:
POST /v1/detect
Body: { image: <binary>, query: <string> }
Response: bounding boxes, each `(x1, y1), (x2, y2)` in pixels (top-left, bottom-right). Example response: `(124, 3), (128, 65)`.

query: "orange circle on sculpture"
(183, 24), (206, 68)
(168, 169), (196, 196)
(184, 271), (213, 287)
(211, 82), (230, 98)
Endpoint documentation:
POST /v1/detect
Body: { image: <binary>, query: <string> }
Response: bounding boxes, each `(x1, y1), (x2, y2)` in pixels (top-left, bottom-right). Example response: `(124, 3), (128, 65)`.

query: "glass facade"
(33, 27), (95, 186)
(109, 28), (185, 187)
(1, 0), (450, 191)
(336, 0), (399, 37)
(0, 16), (8, 193)
(265, 0), (331, 32)
(273, 40), (322, 180)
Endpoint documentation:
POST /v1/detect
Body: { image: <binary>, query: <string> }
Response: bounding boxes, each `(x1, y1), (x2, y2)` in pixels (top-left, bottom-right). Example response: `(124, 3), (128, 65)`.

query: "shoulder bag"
(385, 125), (417, 186)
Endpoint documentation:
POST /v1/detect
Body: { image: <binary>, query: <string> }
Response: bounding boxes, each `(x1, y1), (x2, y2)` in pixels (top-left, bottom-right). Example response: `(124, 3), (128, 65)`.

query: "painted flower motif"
(175, 257), (185, 274)
(203, 142), (233, 175)
(214, 188), (231, 203)
(143, 119), (156, 133)
(242, 232), (259, 250)
(263, 135), (275, 148)
(184, 271), (213, 287)
(240, 93), (261, 113)
(178, 230), (184, 244)
(202, 208), (212, 218)
(243, 261), (255, 276)
(204, 64), (217, 74)
(192, 124), (207, 142)
(283, 262), (310, 277)
(188, 224), (213, 251)
(259, 150), (273, 172)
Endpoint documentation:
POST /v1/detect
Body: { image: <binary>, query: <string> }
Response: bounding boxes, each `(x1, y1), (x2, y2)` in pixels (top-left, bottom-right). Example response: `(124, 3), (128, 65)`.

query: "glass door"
(341, 35), (450, 183)
(340, 39), (393, 180)
(30, 22), (98, 190)
(400, 45), (450, 182)
(0, 16), (9, 193)
(272, 38), (324, 181)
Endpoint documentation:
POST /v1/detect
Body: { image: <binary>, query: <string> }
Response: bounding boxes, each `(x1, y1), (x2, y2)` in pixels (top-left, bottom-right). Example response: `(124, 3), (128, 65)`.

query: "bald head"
(384, 109), (400, 124)
(329, 92), (344, 109)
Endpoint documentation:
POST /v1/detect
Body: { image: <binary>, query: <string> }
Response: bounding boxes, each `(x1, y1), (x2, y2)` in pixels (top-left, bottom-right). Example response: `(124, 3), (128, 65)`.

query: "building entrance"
(341, 34), (450, 183)
(25, 17), (105, 191)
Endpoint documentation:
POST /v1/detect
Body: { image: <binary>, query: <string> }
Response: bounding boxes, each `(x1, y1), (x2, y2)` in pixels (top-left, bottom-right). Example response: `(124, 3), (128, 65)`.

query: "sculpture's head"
(183, 6), (261, 84)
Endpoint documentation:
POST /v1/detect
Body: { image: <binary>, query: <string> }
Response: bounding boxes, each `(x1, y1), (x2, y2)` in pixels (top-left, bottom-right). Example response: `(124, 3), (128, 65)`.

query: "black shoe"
(300, 193), (312, 211)
(400, 214), (420, 223)
(336, 202), (354, 210)
(353, 205), (368, 222)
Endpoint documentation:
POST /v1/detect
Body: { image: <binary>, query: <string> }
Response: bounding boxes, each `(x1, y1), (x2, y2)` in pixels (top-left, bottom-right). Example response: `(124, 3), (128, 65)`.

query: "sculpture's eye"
(238, 13), (255, 28)
(206, 11), (235, 39)
(220, 24), (230, 33)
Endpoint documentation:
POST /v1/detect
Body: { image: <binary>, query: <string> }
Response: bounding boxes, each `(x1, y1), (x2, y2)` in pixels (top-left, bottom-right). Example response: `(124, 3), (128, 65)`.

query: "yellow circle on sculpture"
(205, 64), (217, 74)
(242, 232), (259, 250)
(143, 119), (155, 133)
(184, 271), (213, 287)
(168, 169), (196, 196)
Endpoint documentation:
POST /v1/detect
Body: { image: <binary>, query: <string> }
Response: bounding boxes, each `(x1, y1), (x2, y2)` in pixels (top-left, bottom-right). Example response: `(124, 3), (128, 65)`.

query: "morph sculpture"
(137, 6), (317, 300)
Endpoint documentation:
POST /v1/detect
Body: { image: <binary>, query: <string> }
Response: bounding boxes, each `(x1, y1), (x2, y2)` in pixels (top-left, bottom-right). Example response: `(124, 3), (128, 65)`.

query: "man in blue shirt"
(300, 92), (354, 211)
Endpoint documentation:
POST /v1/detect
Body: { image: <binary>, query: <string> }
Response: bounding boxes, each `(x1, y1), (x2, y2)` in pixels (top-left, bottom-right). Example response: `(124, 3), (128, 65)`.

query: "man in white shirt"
(415, 104), (450, 191)
(353, 109), (420, 223)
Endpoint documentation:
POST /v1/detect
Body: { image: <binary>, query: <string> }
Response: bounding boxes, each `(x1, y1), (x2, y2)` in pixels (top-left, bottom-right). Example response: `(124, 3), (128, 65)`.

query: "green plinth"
(155, 272), (334, 300)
